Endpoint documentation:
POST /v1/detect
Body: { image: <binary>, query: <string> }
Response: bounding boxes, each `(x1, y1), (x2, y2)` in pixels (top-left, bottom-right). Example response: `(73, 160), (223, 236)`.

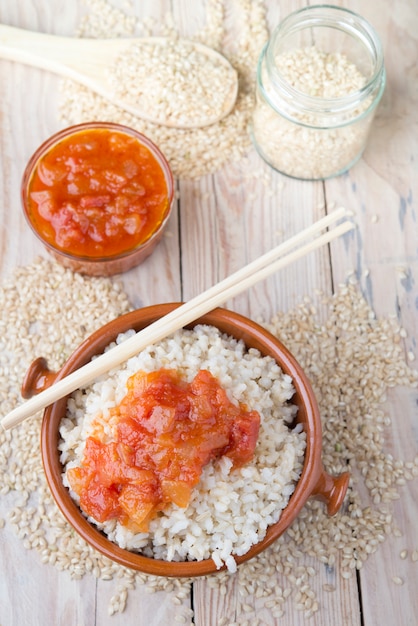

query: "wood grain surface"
(0, 1), (417, 625)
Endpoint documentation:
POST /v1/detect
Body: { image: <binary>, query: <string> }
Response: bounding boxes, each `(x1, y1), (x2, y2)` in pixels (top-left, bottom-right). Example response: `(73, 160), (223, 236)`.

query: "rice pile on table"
(59, 325), (306, 572)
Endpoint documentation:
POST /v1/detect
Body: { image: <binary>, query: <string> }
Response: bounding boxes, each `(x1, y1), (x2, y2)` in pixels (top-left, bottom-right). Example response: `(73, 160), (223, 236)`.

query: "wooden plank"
(0, 2), (186, 626)
(324, 1), (418, 625)
(194, 553), (361, 625)
(0, 527), (96, 625)
(79, 0), (187, 622)
(176, 2), (358, 626)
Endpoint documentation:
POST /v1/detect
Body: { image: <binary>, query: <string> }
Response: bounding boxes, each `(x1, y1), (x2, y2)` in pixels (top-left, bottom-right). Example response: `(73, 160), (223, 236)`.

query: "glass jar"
(21, 122), (174, 276)
(251, 5), (385, 180)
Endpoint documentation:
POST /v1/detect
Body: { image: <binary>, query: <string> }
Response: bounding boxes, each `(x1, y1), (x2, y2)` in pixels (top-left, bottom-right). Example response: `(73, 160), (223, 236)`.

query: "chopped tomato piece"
(161, 479), (192, 508)
(78, 475), (121, 523)
(119, 483), (159, 531)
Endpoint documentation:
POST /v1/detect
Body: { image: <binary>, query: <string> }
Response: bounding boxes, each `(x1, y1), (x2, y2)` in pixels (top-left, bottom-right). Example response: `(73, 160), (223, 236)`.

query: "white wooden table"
(0, 1), (417, 624)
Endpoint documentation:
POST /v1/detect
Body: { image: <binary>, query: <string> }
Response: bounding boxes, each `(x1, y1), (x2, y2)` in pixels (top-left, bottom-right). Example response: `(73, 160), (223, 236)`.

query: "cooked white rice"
(59, 324), (306, 572)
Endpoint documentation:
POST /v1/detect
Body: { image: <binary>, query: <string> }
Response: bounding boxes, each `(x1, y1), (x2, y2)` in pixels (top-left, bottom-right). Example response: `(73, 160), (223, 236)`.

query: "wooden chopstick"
(1, 209), (354, 431)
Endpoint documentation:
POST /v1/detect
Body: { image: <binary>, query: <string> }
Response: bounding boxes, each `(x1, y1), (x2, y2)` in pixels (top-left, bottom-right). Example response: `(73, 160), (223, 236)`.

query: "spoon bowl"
(0, 24), (238, 129)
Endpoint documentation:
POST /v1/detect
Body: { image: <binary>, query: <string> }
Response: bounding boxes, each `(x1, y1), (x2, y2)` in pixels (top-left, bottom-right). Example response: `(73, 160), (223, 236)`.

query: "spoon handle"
(0, 24), (118, 80)
(0, 25), (167, 124)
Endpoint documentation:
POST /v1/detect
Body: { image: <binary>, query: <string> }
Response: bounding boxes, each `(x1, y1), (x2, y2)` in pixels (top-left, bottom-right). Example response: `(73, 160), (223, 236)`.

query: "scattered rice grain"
(1, 257), (417, 618)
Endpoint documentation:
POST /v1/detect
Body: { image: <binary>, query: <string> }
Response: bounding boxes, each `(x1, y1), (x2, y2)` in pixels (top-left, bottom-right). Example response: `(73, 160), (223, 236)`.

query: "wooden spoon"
(0, 24), (239, 129)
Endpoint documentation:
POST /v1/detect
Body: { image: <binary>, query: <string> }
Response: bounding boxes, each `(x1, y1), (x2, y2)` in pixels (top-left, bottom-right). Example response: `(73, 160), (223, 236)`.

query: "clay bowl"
(23, 304), (349, 577)
(21, 122), (174, 277)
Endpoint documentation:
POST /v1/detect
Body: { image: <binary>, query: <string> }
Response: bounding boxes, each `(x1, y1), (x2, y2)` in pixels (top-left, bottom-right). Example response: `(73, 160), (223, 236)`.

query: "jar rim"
(263, 4), (385, 116)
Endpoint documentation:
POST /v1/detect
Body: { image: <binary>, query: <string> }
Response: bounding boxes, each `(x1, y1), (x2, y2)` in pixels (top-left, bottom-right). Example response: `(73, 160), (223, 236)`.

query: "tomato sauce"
(68, 369), (260, 532)
(27, 128), (170, 258)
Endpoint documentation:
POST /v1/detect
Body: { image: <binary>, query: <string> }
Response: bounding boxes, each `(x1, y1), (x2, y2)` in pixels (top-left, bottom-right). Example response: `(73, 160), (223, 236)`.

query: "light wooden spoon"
(0, 24), (239, 129)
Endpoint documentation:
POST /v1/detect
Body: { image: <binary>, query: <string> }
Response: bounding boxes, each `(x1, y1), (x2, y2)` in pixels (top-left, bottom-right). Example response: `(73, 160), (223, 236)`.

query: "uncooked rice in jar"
(252, 46), (374, 180)
(59, 324), (306, 573)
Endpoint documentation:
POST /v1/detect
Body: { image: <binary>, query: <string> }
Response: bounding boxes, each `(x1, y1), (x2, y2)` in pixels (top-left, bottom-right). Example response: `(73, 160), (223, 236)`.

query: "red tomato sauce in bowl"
(67, 368), (260, 533)
(21, 123), (174, 275)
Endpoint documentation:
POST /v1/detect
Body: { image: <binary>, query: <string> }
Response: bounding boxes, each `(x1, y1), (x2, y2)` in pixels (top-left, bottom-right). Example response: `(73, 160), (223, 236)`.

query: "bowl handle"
(21, 357), (58, 399)
(312, 466), (349, 516)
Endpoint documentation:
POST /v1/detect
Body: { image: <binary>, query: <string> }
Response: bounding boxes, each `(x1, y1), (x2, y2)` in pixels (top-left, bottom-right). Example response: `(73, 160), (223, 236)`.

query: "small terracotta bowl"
(23, 304), (349, 577)
(21, 122), (174, 277)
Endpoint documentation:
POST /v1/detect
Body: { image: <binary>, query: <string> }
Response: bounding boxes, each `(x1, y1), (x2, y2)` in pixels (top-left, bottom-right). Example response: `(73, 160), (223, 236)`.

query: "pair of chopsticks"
(1, 207), (354, 431)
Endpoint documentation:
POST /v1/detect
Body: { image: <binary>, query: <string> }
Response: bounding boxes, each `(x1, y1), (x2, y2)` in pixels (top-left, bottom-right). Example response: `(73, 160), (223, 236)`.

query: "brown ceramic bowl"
(21, 122), (174, 277)
(23, 304), (349, 577)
